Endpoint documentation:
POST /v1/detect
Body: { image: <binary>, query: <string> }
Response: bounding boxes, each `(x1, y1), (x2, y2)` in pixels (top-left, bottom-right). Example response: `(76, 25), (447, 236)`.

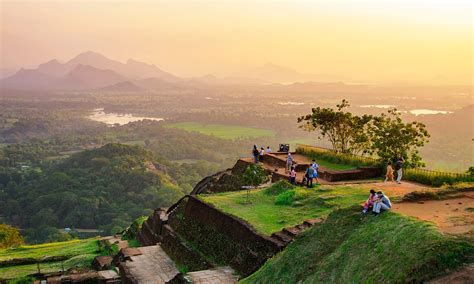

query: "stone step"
(185, 266), (238, 284)
(118, 245), (181, 284)
(271, 231), (293, 244)
(304, 218), (323, 227)
(283, 226), (301, 237)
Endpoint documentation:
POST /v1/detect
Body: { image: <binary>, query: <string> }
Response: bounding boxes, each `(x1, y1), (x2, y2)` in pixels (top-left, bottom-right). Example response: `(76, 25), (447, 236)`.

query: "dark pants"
(289, 176), (296, 185)
(306, 175), (313, 187)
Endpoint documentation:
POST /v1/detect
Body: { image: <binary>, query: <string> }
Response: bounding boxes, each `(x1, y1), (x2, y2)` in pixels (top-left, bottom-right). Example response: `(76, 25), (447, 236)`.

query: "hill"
(0, 143), (186, 243)
(241, 206), (473, 283)
(93, 81), (145, 93)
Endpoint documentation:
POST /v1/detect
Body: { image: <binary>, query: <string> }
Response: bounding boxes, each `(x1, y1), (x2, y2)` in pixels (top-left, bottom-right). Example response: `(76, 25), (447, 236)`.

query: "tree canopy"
(298, 100), (430, 167)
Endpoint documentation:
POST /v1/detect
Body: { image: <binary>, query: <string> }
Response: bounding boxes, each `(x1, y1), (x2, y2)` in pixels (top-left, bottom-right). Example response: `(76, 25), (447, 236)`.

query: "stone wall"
(167, 196), (283, 277)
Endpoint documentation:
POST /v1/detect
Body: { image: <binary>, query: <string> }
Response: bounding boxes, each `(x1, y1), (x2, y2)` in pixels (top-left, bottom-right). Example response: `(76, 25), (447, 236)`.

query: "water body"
(88, 108), (164, 126)
(409, 109), (453, 116)
(278, 102), (305, 106)
(360, 104), (395, 109)
(359, 105), (452, 116)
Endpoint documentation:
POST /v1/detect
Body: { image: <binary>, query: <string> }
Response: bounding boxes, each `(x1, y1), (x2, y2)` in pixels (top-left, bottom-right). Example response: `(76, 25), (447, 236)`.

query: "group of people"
(286, 153), (319, 187)
(384, 157), (404, 184)
(252, 145), (272, 163)
(362, 189), (392, 216)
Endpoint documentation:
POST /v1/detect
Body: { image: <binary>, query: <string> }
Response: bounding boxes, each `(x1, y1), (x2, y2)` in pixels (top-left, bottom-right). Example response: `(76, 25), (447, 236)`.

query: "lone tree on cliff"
(242, 164), (268, 203)
(298, 100), (430, 167)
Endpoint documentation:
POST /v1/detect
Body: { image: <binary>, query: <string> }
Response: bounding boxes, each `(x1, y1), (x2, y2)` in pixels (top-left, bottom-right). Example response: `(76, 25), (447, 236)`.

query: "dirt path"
(393, 192), (474, 235)
(357, 181), (473, 235)
(358, 181), (435, 197)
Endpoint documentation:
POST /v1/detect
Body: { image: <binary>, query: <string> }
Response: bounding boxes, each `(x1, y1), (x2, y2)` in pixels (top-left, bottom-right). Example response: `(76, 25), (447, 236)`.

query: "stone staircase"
(270, 218), (323, 246)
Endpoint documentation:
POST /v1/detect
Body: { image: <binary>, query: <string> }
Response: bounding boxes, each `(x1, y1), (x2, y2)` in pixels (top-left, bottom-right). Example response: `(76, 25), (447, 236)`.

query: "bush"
(122, 215), (148, 241)
(403, 168), (474, 187)
(0, 224), (24, 249)
(275, 190), (296, 205)
(264, 180), (294, 196)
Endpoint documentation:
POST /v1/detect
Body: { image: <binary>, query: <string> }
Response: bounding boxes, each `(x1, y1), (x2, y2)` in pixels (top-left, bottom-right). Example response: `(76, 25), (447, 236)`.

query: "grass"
(316, 159), (357, 171)
(0, 253), (97, 280)
(241, 207), (474, 283)
(296, 144), (381, 169)
(0, 239), (99, 263)
(200, 181), (371, 235)
(164, 122), (275, 140)
(0, 239), (101, 280)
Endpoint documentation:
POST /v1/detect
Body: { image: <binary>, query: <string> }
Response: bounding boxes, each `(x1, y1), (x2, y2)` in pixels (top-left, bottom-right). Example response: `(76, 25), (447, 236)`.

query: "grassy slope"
(164, 122), (275, 139)
(0, 254), (97, 280)
(0, 239), (99, 262)
(0, 239), (100, 280)
(241, 207), (473, 283)
(200, 184), (369, 235)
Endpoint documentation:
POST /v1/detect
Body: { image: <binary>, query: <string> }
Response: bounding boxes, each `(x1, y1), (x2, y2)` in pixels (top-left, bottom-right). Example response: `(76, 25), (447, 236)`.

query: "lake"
(409, 109), (453, 116)
(87, 108), (164, 126)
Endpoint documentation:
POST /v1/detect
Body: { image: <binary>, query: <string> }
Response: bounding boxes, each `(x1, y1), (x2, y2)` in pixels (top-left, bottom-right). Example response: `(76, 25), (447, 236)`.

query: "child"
(259, 147), (265, 162)
(289, 166), (296, 185)
(362, 189), (377, 214)
(384, 161), (394, 182)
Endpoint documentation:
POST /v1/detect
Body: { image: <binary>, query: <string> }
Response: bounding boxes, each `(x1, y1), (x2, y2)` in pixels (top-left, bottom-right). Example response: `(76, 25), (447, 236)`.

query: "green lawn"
(241, 207), (474, 283)
(316, 159), (357, 171)
(200, 182), (370, 235)
(0, 239), (99, 263)
(164, 122), (275, 140)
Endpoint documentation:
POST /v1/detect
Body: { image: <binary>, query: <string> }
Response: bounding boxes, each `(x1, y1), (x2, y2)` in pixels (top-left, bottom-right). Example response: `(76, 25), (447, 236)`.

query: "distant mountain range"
(0, 51), (345, 92)
(0, 51), (180, 91)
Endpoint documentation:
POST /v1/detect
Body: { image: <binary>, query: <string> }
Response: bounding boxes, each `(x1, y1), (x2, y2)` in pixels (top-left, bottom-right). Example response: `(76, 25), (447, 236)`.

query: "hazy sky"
(1, 0), (472, 84)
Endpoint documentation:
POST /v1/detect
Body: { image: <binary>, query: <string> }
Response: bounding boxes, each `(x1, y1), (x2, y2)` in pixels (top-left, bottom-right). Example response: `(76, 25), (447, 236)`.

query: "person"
(252, 145), (259, 163)
(266, 146), (272, 153)
(311, 159), (320, 184)
(394, 157), (404, 184)
(362, 189), (377, 214)
(286, 153), (293, 174)
(373, 191), (392, 215)
(384, 161), (394, 182)
(259, 147), (265, 162)
(289, 166), (297, 185)
(305, 166), (315, 188)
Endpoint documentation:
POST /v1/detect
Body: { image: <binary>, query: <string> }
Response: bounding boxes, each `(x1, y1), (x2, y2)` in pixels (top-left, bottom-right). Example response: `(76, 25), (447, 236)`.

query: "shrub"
(403, 168), (474, 187)
(0, 224), (24, 249)
(264, 180), (294, 196)
(275, 190), (296, 205)
(122, 215), (148, 241)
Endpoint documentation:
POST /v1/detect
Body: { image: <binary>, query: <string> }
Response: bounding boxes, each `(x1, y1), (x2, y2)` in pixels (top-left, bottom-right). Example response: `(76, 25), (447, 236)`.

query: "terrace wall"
(167, 196), (283, 276)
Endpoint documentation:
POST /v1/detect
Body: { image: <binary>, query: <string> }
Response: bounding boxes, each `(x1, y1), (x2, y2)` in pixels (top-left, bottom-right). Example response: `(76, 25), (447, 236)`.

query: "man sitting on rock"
(373, 191), (391, 216)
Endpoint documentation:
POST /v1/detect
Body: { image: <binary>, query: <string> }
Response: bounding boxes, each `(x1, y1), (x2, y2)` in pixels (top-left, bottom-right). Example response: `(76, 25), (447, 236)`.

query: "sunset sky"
(1, 0), (472, 84)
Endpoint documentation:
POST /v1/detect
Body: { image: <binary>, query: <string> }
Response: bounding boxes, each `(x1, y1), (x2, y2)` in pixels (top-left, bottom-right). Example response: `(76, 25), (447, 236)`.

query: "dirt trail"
(358, 181), (473, 235)
(393, 192), (474, 235)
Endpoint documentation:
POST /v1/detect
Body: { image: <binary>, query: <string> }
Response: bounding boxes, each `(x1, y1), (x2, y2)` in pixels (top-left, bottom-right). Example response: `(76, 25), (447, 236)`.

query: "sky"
(0, 0), (472, 84)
